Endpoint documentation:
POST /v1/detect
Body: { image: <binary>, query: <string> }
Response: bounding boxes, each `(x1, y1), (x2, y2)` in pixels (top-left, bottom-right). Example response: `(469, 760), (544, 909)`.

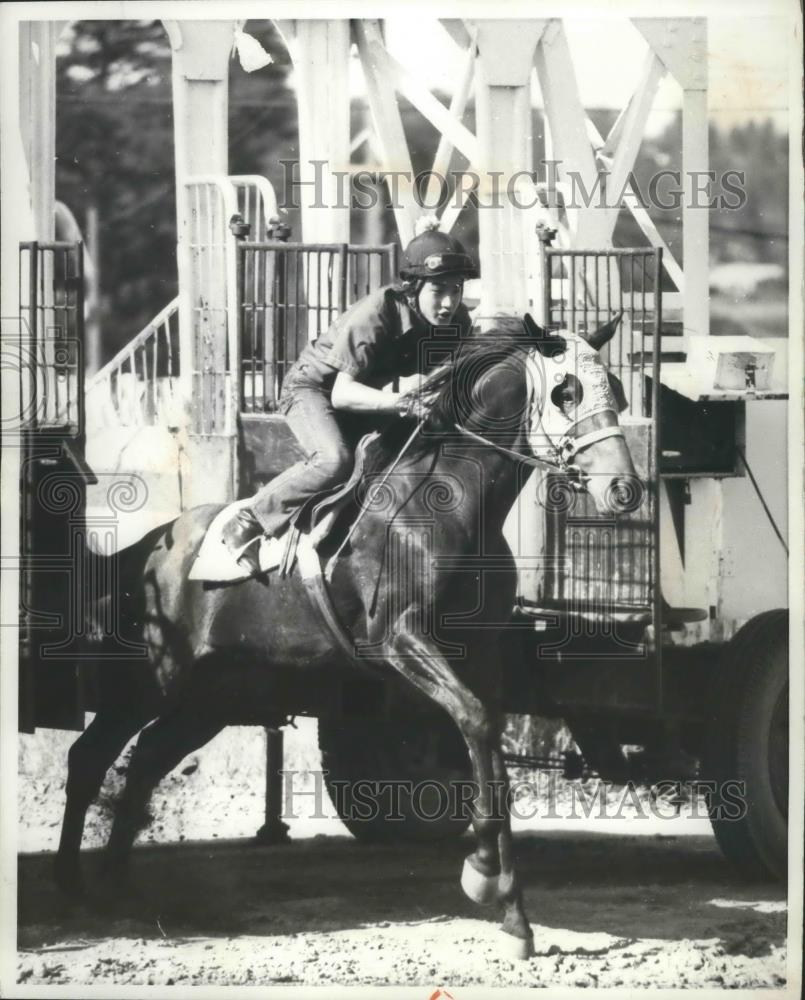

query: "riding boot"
(221, 508), (264, 574)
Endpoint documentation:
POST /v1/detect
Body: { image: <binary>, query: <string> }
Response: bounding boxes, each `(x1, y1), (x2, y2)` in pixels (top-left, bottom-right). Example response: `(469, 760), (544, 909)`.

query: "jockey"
(221, 218), (478, 572)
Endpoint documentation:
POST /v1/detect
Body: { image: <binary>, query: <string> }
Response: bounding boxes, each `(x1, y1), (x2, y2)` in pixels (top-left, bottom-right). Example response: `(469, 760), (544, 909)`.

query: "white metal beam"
(585, 112), (684, 292)
(631, 18), (707, 91)
(533, 20), (599, 247)
(583, 50), (667, 248)
(366, 33), (479, 166)
(426, 38), (477, 212)
(439, 19), (472, 50)
(533, 21), (598, 194)
(605, 52), (666, 214)
(353, 19), (418, 245)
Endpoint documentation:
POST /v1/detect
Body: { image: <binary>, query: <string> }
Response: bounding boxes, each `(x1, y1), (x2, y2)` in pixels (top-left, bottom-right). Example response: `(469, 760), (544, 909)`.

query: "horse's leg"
(383, 623), (533, 957)
(54, 706), (151, 897)
(491, 740), (534, 958)
(102, 708), (223, 881)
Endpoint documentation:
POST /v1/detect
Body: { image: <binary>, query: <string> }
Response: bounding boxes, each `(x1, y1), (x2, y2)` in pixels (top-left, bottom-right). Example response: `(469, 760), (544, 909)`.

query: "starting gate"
(17, 240), (95, 732)
(521, 237), (667, 706)
(236, 236), (397, 492)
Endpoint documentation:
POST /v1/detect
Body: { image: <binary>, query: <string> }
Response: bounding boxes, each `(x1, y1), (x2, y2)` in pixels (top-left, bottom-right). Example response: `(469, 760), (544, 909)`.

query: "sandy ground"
(16, 720), (789, 989)
(17, 831), (787, 989)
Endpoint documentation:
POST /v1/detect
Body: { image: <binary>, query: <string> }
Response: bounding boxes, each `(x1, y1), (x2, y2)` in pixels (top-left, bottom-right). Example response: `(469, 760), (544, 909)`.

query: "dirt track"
(17, 830), (787, 989)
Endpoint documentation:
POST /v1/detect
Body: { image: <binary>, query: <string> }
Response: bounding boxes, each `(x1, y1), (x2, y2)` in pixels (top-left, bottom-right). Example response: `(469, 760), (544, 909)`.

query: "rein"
(326, 355), (625, 579)
(452, 419), (625, 484)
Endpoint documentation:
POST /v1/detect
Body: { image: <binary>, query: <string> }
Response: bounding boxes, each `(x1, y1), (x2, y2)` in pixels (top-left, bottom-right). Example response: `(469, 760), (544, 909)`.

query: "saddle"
(188, 431), (381, 583)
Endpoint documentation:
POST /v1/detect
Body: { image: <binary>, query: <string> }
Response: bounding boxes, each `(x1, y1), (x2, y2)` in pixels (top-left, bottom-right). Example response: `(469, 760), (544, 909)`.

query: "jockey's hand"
(396, 392), (432, 422)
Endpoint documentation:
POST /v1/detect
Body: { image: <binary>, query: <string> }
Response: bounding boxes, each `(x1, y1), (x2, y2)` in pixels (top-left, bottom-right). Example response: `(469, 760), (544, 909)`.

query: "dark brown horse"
(55, 314), (638, 959)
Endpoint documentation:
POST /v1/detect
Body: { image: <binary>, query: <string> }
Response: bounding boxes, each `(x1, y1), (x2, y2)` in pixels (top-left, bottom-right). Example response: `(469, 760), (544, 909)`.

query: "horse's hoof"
(500, 929), (535, 962)
(461, 856), (500, 906)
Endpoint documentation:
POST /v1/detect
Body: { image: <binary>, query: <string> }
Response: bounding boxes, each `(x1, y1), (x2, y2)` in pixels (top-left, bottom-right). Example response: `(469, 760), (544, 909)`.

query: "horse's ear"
(583, 310), (623, 351)
(607, 371), (629, 413)
(523, 313), (547, 339)
(524, 313), (567, 357)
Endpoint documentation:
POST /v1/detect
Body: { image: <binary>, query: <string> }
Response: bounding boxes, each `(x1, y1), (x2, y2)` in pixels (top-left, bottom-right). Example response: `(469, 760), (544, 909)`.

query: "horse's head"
(523, 312), (641, 516)
(414, 312), (641, 517)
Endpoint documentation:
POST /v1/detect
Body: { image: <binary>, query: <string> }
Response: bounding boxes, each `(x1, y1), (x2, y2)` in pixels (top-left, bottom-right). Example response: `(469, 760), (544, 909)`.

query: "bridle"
(449, 340), (626, 488)
(328, 366), (624, 577)
(452, 419), (624, 489)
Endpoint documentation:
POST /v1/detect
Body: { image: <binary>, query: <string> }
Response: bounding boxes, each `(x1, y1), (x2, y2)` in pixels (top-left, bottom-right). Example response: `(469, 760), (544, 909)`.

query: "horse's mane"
(365, 315), (567, 472)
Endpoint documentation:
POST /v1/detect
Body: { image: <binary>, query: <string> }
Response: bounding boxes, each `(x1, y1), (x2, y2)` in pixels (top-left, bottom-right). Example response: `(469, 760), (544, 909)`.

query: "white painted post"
(164, 20), (235, 390)
(632, 19), (714, 640)
(471, 19), (548, 316)
(0, 20), (40, 718)
(632, 17), (709, 341)
(464, 20), (547, 603)
(276, 20), (351, 246)
(85, 202), (101, 375)
(163, 20), (238, 506)
(18, 22), (59, 243)
(681, 80), (710, 339)
(276, 20), (351, 341)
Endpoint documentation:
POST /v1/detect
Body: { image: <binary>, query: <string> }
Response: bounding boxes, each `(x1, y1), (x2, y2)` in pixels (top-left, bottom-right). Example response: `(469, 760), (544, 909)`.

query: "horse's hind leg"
(102, 708), (223, 881)
(55, 706), (151, 897)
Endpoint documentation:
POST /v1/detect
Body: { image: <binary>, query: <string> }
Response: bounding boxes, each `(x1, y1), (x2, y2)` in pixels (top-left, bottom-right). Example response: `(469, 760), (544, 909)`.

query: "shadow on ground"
(18, 830), (786, 958)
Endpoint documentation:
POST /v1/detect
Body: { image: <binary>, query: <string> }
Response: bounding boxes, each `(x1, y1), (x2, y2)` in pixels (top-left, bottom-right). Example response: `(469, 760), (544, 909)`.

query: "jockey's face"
(417, 276), (464, 327)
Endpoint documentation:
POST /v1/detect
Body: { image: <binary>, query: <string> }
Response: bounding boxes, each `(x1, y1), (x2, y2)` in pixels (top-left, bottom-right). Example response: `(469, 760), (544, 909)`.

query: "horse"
(54, 313), (640, 960)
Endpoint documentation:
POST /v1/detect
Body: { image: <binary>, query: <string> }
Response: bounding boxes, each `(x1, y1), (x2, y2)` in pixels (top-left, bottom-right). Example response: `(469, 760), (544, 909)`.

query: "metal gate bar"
(17, 240), (88, 732)
(239, 241), (396, 413)
(536, 243), (663, 702)
(541, 246), (661, 420)
(18, 241), (85, 439)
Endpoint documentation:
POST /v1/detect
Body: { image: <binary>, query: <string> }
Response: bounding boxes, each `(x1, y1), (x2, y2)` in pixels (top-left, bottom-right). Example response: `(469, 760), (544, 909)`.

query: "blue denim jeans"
(249, 386), (364, 536)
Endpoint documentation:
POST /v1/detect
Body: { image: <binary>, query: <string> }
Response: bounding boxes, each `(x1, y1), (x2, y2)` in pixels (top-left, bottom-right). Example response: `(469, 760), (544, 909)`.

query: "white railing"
(86, 297), (181, 429)
(181, 175), (241, 437)
(180, 174), (282, 436)
(85, 175), (279, 434)
(229, 175), (279, 240)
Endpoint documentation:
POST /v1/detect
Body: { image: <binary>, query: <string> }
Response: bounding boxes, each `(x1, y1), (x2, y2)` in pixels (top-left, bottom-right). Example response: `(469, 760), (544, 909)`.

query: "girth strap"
(296, 536), (377, 676)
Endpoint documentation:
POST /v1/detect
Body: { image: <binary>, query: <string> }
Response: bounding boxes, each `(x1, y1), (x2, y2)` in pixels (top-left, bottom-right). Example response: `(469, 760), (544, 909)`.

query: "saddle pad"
(188, 501), (286, 582)
(188, 503), (337, 583)
(188, 430), (381, 583)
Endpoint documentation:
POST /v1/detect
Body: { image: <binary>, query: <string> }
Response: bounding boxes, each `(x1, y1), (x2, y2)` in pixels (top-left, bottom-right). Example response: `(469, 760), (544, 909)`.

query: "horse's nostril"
(606, 476), (643, 513)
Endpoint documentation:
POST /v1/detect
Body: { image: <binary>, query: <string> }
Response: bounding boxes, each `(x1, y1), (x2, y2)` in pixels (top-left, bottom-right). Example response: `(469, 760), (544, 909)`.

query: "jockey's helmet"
(400, 219), (478, 282)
